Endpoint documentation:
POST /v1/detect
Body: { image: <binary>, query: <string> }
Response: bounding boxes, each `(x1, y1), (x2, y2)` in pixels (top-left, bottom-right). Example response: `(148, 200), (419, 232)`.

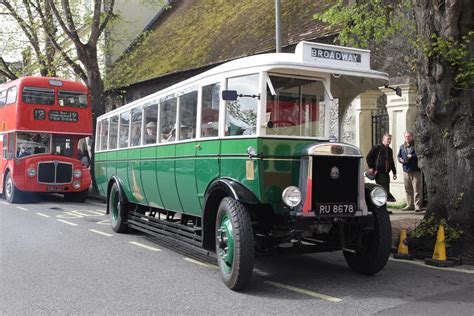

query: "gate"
(371, 108), (389, 146)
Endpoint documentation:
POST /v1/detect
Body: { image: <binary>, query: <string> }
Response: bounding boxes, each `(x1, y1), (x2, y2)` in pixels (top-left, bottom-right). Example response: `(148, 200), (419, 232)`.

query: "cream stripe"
(265, 281), (342, 302)
(129, 241), (161, 252)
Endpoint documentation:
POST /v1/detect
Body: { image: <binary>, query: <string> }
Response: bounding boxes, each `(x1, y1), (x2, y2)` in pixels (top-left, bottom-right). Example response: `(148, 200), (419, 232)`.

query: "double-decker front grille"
(37, 162), (73, 184)
(311, 156), (359, 208)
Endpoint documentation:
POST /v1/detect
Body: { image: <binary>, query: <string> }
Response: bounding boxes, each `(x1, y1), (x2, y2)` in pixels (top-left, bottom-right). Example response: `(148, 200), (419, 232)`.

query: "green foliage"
(410, 215), (463, 248)
(314, 0), (414, 48)
(422, 32), (474, 88)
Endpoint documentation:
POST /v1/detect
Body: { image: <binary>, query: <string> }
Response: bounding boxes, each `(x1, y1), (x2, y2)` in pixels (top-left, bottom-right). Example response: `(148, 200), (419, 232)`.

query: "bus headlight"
(27, 168), (37, 177)
(370, 186), (387, 207)
(73, 169), (82, 178)
(73, 181), (81, 189)
(282, 186), (301, 208)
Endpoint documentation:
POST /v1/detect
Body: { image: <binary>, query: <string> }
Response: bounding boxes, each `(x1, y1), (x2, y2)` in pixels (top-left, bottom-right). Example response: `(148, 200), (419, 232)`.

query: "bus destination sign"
(311, 48), (361, 63)
(48, 110), (78, 122)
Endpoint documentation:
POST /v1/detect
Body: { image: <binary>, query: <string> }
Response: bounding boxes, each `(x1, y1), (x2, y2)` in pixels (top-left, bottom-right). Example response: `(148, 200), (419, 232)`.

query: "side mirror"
(222, 90), (238, 101)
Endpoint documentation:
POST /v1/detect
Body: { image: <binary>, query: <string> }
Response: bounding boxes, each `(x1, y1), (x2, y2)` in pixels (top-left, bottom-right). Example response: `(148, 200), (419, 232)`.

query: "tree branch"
(91, 0), (115, 45)
(47, 0), (80, 43)
(0, 57), (18, 80)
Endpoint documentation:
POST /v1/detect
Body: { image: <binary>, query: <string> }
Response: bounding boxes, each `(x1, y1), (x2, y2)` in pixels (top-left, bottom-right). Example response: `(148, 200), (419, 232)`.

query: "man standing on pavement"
(397, 131), (423, 212)
(366, 133), (397, 202)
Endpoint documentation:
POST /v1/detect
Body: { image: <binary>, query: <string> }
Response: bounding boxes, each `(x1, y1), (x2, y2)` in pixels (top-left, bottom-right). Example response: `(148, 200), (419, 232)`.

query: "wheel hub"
(217, 215), (234, 273)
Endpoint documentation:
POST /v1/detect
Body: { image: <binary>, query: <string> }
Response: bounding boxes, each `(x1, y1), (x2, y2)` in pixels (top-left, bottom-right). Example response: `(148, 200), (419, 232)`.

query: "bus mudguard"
(106, 176), (128, 214)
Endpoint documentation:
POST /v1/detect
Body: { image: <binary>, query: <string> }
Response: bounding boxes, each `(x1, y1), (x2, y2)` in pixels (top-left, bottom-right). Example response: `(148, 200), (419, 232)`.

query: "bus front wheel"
(4, 172), (22, 203)
(109, 182), (130, 233)
(215, 197), (254, 290)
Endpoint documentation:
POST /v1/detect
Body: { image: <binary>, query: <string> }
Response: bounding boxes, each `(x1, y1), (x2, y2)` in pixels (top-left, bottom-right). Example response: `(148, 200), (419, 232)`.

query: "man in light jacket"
(397, 131), (422, 212)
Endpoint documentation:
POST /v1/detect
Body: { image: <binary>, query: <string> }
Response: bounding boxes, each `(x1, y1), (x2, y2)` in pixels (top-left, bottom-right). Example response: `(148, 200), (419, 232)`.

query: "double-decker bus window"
(0, 89), (6, 106)
(160, 96), (177, 142)
(130, 108), (142, 147)
(22, 87), (55, 105)
(109, 116), (119, 149)
(16, 132), (51, 158)
(201, 83), (220, 137)
(6, 87), (17, 105)
(178, 88), (197, 141)
(119, 112), (130, 148)
(2, 133), (12, 159)
(266, 76), (325, 137)
(99, 119), (109, 151)
(52, 136), (74, 157)
(58, 90), (88, 108)
(225, 74), (258, 136)
(143, 102), (158, 144)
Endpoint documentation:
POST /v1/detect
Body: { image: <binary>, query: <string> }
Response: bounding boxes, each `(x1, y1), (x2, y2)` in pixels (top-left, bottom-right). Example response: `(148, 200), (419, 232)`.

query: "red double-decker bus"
(0, 77), (92, 203)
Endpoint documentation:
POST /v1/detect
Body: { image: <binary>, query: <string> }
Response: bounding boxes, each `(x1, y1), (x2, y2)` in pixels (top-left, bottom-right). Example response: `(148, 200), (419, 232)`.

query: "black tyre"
(215, 197), (254, 290)
(4, 172), (22, 203)
(109, 182), (130, 233)
(64, 190), (88, 202)
(343, 205), (392, 275)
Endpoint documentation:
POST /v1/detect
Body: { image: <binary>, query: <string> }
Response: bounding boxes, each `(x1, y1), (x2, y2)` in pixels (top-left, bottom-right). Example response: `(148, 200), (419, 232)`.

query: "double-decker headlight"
(27, 167), (37, 177)
(73, 169), (82, 178)
(370, 186), (387, 207)
(73, 181), (81, 189)
(282, 186), (301, 208)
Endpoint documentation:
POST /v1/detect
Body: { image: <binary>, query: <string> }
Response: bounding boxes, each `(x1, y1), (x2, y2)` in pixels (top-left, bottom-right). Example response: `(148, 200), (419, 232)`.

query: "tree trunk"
(414, 0), (474, 257)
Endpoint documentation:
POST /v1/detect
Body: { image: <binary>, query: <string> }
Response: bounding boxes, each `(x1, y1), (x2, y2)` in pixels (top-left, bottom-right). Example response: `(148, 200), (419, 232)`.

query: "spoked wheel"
(343, 205), (392, 275)
(109, 182), (130, 233)
(215, 197), (254, 291)
(4, 172), (22, 203)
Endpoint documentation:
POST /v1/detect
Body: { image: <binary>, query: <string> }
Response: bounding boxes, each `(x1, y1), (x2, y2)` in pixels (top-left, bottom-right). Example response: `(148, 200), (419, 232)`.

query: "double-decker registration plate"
(316, 203), (356, 215)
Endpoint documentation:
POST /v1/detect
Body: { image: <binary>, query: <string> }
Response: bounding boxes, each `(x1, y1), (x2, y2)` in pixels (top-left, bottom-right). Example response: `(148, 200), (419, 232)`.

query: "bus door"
(195, 83), (221, 210)
(0, 133), (14, 191)
(175, 88), (200, 215)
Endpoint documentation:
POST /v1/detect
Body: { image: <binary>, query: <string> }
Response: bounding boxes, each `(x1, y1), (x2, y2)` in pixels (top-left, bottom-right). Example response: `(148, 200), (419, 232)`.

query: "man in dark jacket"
(397, 131), (422, 211)
(366, 133), (397, 202)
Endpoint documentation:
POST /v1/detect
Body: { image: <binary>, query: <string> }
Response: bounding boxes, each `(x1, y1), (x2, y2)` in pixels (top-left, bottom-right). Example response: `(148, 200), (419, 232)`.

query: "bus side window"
(130, 108), (142, 147)
(119, 112), (130, 148)
(109, 115), (119, 150)
(201, 83), (220, 137)
(99, 119), (109, 151)
(6, 87), (17, 105)
(179, 89), (197, 141)
(143, 102), (158, 144)
(160, 96), (177, 142)
(0, 89), (7, 106)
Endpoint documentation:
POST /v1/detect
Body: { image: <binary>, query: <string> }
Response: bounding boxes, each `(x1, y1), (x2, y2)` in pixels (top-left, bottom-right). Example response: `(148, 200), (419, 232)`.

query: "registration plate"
(46, 186), (65, 191)
(316, 203), (356, 215)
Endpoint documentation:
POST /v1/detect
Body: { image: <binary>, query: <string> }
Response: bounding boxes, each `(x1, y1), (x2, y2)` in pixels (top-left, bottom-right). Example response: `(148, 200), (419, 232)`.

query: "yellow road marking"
(184, 257), (218, 269)
(57, 219), (78, 226)
(265, 281), (342, 302)
(390, 257), (474, 274)
(16, 206), (28, 211)
(89, 229), (113, 237)
(129, 241), (161, 252)
(36, 213), (50, 218)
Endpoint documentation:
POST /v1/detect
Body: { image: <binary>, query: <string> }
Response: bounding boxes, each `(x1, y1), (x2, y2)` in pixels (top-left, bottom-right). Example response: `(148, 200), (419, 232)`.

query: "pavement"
(388, 207), (424, 246)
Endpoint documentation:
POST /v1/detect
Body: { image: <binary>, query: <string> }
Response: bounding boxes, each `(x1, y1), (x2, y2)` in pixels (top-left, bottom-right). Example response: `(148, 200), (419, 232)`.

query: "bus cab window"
(16, 132), (51, 158)
(52, 136), (74, 157)
(225, 74), (258, 136)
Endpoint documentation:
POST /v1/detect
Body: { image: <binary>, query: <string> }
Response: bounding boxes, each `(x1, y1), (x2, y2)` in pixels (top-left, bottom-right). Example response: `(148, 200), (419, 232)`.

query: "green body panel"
(127, 147), (147, 205)
(115, 149), (130, 200)
(219, 139), (261, 200)
(140, 146), (164, 209)
(175, 142), (200, 215)
(156, 144), (183, 212)
(94, 152), (108, 196)
(105, 151), (117, 189)
(195, 139), (220, 209)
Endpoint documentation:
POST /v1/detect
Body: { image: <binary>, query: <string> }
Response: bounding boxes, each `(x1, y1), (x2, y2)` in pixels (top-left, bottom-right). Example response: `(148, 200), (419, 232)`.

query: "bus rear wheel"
(4, 172), (22, 203)
(109, 182), (130, 233)
(215, 197), (254, 291)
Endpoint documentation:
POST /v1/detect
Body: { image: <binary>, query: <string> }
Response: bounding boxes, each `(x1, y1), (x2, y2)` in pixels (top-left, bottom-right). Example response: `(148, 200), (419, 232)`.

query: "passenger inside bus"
(145, 121), (157, 144)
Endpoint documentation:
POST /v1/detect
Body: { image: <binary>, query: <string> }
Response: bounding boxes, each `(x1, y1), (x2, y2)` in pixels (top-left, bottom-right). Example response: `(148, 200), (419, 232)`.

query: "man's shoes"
(402, 205), (415, 211)
(415, 207), (423, 212)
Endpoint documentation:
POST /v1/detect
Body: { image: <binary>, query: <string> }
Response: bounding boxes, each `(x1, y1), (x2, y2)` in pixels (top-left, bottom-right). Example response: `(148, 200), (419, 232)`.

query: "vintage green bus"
(95, 41), (391, 290)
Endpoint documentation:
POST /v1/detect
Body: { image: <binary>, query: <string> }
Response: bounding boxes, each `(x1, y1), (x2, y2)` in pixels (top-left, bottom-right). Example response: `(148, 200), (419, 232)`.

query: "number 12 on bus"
(0, 77), (92, 203)
(95, 42), (393, 291)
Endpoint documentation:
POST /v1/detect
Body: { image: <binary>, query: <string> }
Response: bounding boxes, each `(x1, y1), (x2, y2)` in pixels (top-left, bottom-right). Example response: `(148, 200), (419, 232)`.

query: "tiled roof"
(107, 0), (337, 88)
